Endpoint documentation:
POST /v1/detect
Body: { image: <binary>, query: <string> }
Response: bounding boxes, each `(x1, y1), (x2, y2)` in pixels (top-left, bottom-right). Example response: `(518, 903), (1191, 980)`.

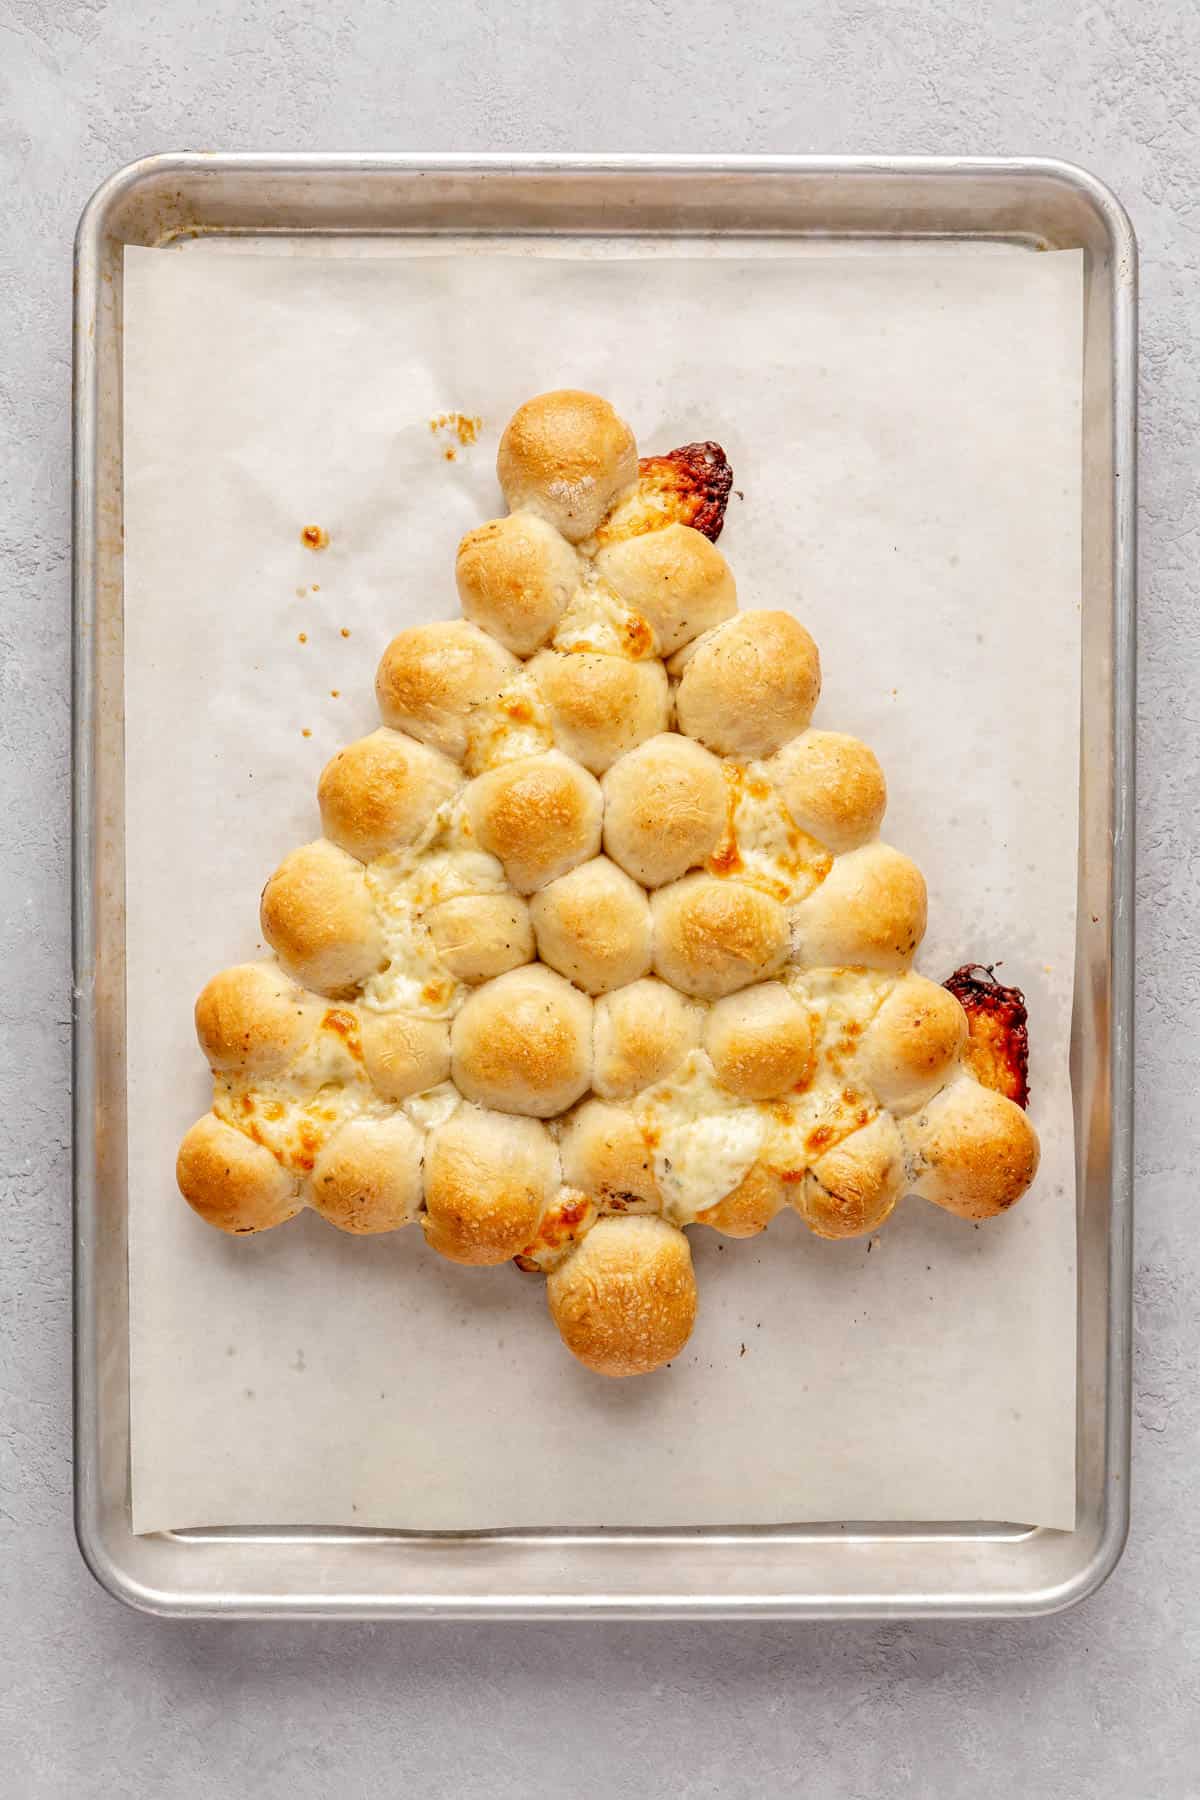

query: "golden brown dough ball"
(594, 523), (737, 655)
(450, 964), (593, 1117)
(422, 1105), (559, 1264)
(601, 732), (726, 888)
(194, 962), (322, 1077)
(651, 874), (789, 999)
(703, 982), (815, 1100)
(789, 843), (928, 973)
(426, 893), (535, 983)
(177, 1113), (301, 1234)
(766, 729), (887, 853)
(309, 1113), (424, 1234)
(529, 856), (653, 995)
(546, 1215), (698, 1377)
(696, 1160), (787, 1239)
(464, 750), (603, 893)
(497, 390), (638, 542)
(558, 1099), (660, 1210)
(591, 977), (703, 1101)
(674, 611), (821, 758)
(795, 1111), (905, 1239)
(902, 1079), (1040, 1220)
(455, 512), (581, 654)
(526, 650), (670, 775)
(857, 975), (968, 1113)
(260, 839), (384, 997)
(359, 1011), (451, 1102)
(317, 728), (461, 863)
(375, 620), (518, 762)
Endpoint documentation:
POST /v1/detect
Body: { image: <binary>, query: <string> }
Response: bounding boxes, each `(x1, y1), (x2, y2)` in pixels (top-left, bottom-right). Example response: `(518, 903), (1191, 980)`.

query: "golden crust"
(675, 611), (821, 758)
(375, 620), (518, 761)
(527, 649), (669, 775)
(194, 962), (320, 1077)
(703, 981), (815, 1101)
(601, 732), (727, 888)
(529, 856), (653, 996)
(497, 390), (638, 542)
(559, 1099), (661, 1211)
(426, 893), (535, 983)
(651, 874), (789, 999)
(465, 751), (603, 893)
(591, 977), (703, 1101)
(455, 512), (580, 654)
(546, 1215), (698, 1377)
(309, 1114), (424, 1234)
(796, 1111), (904, 1239)
(766, 729), (887, 853)
(696, 1159), (787, 1238)
(259, 839), (383, 997)
(594, 523), (737, 655)
(360, 1011), (451, 1102)
(903, 1079), (1040, 1220)
(450, 964), (593, 1117)
(857, 975), (968, 1113)
(177, 1113), (301, 1234)
(317, 728), (461, 863)
(790, 843), (928, 973)
(422, 1106), (558, 1264)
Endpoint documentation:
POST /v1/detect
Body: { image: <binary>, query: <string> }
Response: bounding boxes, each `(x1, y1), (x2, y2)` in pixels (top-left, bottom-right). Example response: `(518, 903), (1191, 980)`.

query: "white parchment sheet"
(123, 242), (1081, 1534)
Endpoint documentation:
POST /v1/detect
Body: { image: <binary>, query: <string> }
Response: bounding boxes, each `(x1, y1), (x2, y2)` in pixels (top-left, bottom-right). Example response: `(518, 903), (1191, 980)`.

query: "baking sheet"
(122, 241), (1081, 1535)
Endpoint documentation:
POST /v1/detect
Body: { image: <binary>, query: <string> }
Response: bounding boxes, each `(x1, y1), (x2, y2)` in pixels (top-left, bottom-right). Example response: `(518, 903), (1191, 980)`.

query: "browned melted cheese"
(943, 964), (1030, 1108)
(593, 441), (734, 546)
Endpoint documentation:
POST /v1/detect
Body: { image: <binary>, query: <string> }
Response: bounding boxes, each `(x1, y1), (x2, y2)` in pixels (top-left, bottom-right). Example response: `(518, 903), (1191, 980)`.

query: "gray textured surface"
(0, 2), (1195, 1795)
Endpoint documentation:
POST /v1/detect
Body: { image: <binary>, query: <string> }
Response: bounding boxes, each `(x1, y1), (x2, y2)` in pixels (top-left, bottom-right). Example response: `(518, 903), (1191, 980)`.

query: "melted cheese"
(783, 966), (893, 1073)
(633, 1051), (767, 1225)
(401, 1081), (461, 1133)
(210, 1006), (378, 1172)
(551, 573), (655, 659)
(463, 670), (554, 774)
(362, 801), (506, 1018)
(706, 763), (832, 904)
(214, 1077), (364, 1175)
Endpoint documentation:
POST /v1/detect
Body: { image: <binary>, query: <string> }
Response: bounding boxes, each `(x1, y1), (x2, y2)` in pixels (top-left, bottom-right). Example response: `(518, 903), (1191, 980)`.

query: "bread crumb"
(430, 410), (482, 447)
(301, 525), (329, 550)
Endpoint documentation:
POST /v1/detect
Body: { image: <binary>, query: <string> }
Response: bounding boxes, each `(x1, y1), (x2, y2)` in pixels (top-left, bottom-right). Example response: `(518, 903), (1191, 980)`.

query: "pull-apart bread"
(179, 390), (1039, 1377)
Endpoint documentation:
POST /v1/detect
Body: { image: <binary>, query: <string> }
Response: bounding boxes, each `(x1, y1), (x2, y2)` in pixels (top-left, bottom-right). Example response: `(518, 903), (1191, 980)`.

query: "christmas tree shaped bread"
(178, 390), (1039, 1377)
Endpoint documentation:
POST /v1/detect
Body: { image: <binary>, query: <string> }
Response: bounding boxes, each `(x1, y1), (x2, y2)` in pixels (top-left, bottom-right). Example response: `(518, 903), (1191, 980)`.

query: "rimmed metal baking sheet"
(73, 153), (1135, 1619)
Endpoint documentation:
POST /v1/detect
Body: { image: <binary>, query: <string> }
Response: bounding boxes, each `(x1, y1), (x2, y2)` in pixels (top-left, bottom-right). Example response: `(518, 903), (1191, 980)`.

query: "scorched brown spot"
(943, 963), (1030, 1109)
(595, 440), (735, 546)
(636, 441), (734, 541)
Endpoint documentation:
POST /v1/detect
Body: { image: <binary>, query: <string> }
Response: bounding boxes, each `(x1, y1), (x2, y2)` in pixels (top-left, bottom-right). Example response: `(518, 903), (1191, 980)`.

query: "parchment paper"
(123, 241), (1081, 1534)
